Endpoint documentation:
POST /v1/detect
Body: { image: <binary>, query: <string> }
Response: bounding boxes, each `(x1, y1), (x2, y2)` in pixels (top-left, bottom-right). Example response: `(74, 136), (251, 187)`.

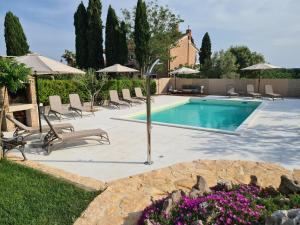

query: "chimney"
(186, 26), (192, 40)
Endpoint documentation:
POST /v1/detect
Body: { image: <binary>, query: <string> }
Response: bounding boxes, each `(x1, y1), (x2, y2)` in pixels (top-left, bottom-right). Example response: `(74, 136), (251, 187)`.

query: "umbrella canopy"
(15, 53), (85, 75)
(241, 63), (281, 71)
(97, 64), (139, 73)
(241, 63), (282, 94)
(170, 67), (199, 75)
(14, 53), (85, 133)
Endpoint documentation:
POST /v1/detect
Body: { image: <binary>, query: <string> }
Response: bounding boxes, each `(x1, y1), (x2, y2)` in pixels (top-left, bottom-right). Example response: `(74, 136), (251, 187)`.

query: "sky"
(0, 0), (300, 68)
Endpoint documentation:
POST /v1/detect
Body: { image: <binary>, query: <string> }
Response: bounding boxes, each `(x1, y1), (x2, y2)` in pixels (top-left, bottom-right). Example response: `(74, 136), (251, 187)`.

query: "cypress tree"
(199, 32), (212, 70)
(134, 0), (150, 72)
(74, 2), (88, 69)
(87, 0), (104, 69)
(4, 11), (30, 56)
(105, 5), (120, 66)
(118, 21), (128, 65)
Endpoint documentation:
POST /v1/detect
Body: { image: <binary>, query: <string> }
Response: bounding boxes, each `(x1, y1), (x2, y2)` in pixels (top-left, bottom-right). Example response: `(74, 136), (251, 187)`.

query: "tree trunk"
(0, 87), (7, 159)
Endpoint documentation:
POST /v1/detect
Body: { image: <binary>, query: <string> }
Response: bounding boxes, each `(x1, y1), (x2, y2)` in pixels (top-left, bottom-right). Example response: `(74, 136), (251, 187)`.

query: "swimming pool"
(132, 99), (261, 132)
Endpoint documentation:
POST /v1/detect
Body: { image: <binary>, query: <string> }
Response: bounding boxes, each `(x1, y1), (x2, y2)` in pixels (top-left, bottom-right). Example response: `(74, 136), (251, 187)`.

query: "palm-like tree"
(62, 50), (76, 67)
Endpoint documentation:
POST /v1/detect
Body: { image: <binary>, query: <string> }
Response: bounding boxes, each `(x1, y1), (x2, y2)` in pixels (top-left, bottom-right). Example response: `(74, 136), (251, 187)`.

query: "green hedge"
(38, 79), (156, 105)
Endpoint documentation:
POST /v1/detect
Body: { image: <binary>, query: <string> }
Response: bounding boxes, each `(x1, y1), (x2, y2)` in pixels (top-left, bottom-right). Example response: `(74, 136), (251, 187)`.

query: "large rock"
(217, 179), (233, 191)
(162, 190), (184, 214)
(265, 209), (300, 225)
(250, 175), (262, 187)
(279, 175), (300, 195)
(189, 176), (211, 198)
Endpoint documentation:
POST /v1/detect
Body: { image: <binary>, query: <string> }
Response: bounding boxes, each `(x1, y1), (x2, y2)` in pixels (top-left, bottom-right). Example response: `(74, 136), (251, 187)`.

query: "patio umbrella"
(241, 63), (282, 92)
(170, 67), (199, 89)
(15, 53), (85, 132)
(97, 64), (139, 73)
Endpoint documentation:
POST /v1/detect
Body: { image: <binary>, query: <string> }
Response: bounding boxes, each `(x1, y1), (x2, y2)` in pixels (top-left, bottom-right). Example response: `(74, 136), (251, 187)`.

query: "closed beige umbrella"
(97, 64), (139, 73)
(15, 53), (85, 132)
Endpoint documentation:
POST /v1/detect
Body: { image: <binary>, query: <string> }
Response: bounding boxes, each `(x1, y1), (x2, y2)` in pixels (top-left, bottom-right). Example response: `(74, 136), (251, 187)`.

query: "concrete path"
(12, 95), (300, 182)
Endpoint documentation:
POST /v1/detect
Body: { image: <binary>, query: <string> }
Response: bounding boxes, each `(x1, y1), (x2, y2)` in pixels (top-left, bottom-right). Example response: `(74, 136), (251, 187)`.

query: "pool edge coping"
(111, 97), (263, 136)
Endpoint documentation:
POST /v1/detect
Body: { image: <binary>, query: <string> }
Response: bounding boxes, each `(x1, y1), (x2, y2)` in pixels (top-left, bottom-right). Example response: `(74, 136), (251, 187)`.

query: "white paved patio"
(13, 95), (300, 182)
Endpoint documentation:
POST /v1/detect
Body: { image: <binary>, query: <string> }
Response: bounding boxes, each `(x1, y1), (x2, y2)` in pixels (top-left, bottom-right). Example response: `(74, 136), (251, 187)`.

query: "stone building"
(127, 28), (199, 77)
(0, 76), (39, 132)
(168, 28), (199, 71)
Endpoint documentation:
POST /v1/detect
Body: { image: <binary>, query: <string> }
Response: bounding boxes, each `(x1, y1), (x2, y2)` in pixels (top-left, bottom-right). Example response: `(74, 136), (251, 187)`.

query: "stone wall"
(155, 78), (300, 97)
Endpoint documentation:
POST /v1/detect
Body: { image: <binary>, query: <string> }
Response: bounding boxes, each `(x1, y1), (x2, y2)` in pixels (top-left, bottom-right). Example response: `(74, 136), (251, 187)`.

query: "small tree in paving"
(79, 69), (108, 110)
(0, 58), (30, 158)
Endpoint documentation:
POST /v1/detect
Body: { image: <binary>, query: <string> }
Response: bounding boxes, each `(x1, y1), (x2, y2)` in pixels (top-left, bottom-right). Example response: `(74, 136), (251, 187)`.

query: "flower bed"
(138, 176), (300, 225)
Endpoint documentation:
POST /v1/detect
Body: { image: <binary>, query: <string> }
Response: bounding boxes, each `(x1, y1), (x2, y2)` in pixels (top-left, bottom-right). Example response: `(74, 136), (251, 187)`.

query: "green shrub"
(241, 69), (300, 79)
(37, 79), (89, 105)
(38, 78), (156, 105)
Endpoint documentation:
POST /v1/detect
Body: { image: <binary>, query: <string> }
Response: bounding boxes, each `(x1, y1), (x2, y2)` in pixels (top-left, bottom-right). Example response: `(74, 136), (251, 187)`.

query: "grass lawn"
(0, 159), (99, 225)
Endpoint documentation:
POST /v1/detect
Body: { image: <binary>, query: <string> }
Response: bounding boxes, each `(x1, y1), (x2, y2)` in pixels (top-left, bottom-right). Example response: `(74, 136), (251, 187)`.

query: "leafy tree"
(134, 0), (150, 72)
(210, 50), (238, 78)
(146, 1), (183, 64)
(79, 68), (108, 110)
(87, 0), (105, 69)
(199, 32), (212, 72)
(105, 5), (120, 66)
(0, 58), (30, 158)
(229, 46), (265, 70)
(74, 2), (88, 69)
(123, 0), (183, 68)
(118, 21), (129, 65)
(4, 11), (30, 56)
(61, 50), (76, 67)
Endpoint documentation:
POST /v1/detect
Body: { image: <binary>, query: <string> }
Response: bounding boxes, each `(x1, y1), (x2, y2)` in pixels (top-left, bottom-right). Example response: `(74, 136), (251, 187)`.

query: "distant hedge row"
(38, 79), (156, 105)
(176, 69), (300, 79)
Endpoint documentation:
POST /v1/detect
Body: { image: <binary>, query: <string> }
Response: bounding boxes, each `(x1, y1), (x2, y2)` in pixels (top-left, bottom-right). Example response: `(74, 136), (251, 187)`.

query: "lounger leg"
(19, 145), (27, 161)
(105, 134), (110, 144)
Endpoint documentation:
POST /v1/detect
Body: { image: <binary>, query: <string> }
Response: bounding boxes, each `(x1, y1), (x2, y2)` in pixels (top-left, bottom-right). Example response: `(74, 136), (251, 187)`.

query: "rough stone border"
(74, 160), (298, 225)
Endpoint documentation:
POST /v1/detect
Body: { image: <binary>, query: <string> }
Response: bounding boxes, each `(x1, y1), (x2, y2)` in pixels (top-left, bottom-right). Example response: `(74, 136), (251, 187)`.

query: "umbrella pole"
(34, 72), (42, 133)
(175, 75), (177, 90)
(258, 72), (261, 93)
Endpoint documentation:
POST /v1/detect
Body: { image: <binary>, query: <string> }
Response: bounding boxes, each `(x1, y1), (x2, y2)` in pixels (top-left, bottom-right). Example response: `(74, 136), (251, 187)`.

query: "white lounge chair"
(49, 95), (75, 120)
(227, 86), (239, 98)
(122, 89), (142, 105)
(6, 114), (74, 139)
(109, 90), (130, 108)
(265, 85), (283, 100)
(69, 94), (95, 117)
(134, 87), (146, 101)
(42, 115), (110, 154)
(247, 84), (262, 98)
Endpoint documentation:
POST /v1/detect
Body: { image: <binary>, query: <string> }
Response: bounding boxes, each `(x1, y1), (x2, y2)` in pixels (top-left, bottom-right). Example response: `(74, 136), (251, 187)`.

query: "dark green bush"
(38, 79), (156, 105)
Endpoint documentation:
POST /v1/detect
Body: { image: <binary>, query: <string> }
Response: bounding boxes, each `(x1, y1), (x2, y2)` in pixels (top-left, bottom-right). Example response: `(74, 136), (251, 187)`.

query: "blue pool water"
(133, 99), (261, 131)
